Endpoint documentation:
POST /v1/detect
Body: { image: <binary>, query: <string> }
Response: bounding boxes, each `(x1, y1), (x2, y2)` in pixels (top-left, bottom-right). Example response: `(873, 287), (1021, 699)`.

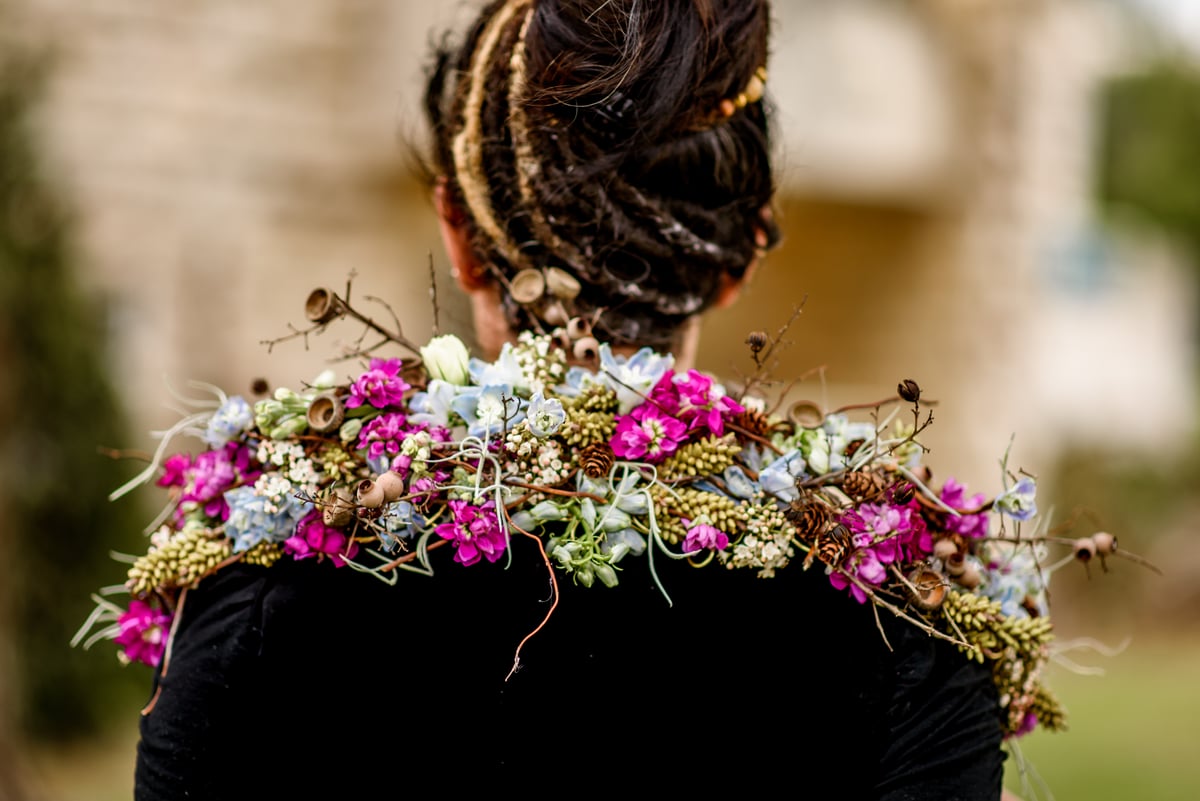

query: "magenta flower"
(113, 600), (173, 667)
(610, 405), (688, 463)
(285, 509), (359, 567)
(940, 478), (989, 539)
(855, 501), (932, 561)
(168, 442), (261, 524)
(346, 357), (411, 410)
(645, 369), (744, 437)
(682, 522), (729, 554)
(357, 412), (408, 460)
(156, 453), (192, 488)
(828, 547), (890, 604)
(435, 499), (507, 566)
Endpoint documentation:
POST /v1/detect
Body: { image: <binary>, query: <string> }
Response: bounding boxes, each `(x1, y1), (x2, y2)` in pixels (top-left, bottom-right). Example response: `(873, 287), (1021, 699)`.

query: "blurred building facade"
(8, 0), (1197, 488)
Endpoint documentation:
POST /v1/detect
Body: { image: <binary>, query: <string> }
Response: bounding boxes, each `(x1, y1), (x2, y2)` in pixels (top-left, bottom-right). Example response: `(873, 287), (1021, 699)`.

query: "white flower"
(420, 334), (472, 385)
(526, 391), (566, 437)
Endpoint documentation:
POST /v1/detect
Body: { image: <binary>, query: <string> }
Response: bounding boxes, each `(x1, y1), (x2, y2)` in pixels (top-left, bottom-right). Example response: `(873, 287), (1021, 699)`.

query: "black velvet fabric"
(134, 534), (1005, 800)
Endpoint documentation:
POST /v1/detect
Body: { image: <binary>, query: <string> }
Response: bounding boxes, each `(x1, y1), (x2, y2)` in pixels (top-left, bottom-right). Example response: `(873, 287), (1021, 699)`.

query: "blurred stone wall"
(8, 0), (1197, 488)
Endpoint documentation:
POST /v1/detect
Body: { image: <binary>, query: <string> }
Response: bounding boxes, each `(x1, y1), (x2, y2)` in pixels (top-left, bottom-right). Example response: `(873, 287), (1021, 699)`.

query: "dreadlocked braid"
(426, 0), (777, 348)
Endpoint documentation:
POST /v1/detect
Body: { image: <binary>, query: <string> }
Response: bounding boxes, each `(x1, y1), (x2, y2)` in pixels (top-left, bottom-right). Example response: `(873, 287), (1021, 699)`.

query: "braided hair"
(425, 0), (778, 348)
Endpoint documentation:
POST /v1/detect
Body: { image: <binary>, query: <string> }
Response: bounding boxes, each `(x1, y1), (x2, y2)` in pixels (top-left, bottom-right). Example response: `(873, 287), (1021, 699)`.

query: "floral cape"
(75, 289), (1123, 743)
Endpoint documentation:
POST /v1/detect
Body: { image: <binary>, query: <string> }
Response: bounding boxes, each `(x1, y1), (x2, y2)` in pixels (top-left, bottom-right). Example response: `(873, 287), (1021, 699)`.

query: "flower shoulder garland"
(74, 283), (1153, 742)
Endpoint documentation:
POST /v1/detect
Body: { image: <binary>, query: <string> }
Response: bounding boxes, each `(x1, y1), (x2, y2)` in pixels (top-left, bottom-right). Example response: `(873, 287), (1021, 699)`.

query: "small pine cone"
(730, 408), (773, 440)
(784, 500), (832, 543)
(840, 470), (882, 500)
(814, 523), (853, 566)
(579, 442), (615, 479)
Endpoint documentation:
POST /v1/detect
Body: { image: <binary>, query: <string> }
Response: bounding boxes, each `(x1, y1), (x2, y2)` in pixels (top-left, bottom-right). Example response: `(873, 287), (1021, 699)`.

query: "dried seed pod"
(322, 486), (355, 528)
(509, 269), (546, 305)
(565, 316), (592, 341)
(1073, 537), (1097, 562)
(730, 408), (772, 439)
(897, 379), (921, 404)
(305, 287), (343, 324)
(356, 478), (385, 509)
(307, 392), (345, 434)
(745, 330), (768, 354)
(572, 335), (600, 363)
(250, 377), (270, 396)
(907, 567), (948, 611)
(933, 538), (959, 561)
(541, 301), (568, 327)
(788, 400), (824, 430)
(945, 552), (967, 577)
(375, 470), (405, 503)
(1092, 531), (1117, 556)
(956, 562), (982, 590)
(544, 266), (581, 300)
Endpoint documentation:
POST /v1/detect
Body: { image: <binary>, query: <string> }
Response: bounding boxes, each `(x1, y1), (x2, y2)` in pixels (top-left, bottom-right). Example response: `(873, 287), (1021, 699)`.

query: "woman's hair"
(425, 0), (778, 348)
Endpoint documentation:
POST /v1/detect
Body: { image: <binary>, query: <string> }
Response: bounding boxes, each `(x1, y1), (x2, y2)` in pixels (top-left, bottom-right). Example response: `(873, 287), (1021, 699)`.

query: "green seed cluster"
(658, 434), (742, 480)
(558, 409), (616, 448)
(563, 384), (619, 414)
(127, 529), (232, 597)
(241, 542), (284, 568)
(650, 485), (746, 545)
(942, 590), (1053, 663)
(318, 442), (360, 484)
(1028, 685), (1067, 733)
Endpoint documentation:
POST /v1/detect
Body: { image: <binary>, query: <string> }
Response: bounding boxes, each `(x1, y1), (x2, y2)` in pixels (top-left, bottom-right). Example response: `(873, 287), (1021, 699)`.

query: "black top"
(134, 534), (1005, 800)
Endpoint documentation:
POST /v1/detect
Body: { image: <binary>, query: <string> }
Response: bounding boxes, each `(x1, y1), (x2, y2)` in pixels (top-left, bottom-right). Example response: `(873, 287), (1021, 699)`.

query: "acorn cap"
(307, 392), (345, 434)
(509, 269), (546, 305)
(788, 400), (825, 429)
(305, 287), (343, 324)
(544, 266), (581, 300)
(907, 568), (948, 611)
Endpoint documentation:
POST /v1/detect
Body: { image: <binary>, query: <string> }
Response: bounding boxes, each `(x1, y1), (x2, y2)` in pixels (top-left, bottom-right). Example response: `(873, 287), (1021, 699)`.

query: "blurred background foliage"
(1098, 56), (1200, 268)
(0, 40), (149, 771)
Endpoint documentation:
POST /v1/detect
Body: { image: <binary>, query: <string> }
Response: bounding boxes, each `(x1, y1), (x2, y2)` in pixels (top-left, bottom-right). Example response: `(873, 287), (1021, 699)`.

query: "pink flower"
(346, 358), (411, 410)
(828, 548), (889, 604)
(113, 600), (173, 667)
(356, 412), (408, 460)
(435, 499), (507, 566)
(610, 405), (688, 463)
(682, 523), (729, 554)
(285, 509), (359, 567)
(156, 453), (192, 488)
(855, 502), (932, 561)
(940, 478), (989, 539)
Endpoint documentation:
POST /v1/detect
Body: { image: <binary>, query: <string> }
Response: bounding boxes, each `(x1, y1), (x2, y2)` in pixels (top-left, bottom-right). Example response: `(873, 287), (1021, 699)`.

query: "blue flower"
(760, 451), (807, 502)
(202, 396), (254, 448)
(994, 477), (1037, 521)
(598, 344), (674, 413)
(407, 379), (459, 428)
(224, 485), (309, 552)
(468, 342), (527, 393)
(526, 391), (566, 437)
(450, 384), (526, 439)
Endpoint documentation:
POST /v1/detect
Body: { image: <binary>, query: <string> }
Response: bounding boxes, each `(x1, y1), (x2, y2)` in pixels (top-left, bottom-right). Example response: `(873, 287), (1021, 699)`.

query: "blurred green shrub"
(1097, 57), (1200, 263)
(0, 46), (150, 740)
